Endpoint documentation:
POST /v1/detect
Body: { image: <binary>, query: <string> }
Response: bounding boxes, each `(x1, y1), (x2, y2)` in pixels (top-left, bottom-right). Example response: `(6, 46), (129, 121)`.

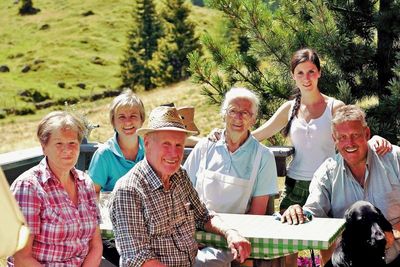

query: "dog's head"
(331, 201), (392, 267)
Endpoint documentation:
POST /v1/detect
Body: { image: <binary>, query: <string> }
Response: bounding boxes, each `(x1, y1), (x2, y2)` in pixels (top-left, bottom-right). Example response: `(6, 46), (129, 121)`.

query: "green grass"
(0, 0), (225, 115)
(0, 0), (228, 152)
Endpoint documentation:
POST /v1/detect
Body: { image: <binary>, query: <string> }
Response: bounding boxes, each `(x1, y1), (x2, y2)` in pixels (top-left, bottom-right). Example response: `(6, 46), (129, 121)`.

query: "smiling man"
(108, 106), (251, 267)
(184, 87), (278, 215)
(281, 105), (400, 266)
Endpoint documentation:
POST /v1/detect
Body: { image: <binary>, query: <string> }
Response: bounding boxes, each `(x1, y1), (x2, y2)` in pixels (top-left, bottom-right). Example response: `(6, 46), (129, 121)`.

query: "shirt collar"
(142, 158), (183, 191)
(216, 129), (253, 152)
(38, 157), (83, 184)
(109, 132), (124, 158)
(109, 132), (144, 161)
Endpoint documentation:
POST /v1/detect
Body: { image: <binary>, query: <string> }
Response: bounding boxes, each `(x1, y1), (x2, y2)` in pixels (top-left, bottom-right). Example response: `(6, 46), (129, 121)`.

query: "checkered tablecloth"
(195, 214), (345, 259)
(100, 212), (345, 260)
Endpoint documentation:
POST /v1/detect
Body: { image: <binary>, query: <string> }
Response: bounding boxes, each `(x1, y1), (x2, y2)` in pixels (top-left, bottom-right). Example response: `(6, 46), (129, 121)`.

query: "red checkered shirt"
(10, 158), (100, 266)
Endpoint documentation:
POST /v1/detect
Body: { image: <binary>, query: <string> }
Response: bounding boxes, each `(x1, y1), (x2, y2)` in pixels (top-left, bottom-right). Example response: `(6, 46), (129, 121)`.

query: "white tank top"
(286, 98), (336, 181)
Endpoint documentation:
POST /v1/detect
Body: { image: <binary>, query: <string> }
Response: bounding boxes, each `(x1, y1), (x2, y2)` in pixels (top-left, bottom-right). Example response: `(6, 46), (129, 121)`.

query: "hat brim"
(136, 126), (198, 137)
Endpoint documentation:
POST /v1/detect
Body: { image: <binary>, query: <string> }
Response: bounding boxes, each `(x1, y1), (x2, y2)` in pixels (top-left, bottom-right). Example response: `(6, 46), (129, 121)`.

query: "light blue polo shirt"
(183, 131), (278, 197)
(88, 133), (145, 192)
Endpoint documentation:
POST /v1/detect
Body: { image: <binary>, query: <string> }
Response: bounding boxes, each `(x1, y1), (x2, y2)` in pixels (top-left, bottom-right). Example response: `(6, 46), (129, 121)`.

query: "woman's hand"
(369, 135), (392, 155)
(207, 128), (223, 142)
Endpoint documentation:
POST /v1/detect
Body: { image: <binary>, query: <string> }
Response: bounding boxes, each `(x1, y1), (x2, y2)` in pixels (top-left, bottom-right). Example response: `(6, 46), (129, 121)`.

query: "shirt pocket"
(39, 206), (78, 242)
(148, 209), (172, 236)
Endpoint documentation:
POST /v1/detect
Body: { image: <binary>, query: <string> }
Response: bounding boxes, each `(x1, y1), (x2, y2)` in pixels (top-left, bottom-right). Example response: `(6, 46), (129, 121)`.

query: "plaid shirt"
(109, 158), (212, 267)
(10, 158), (100, 267)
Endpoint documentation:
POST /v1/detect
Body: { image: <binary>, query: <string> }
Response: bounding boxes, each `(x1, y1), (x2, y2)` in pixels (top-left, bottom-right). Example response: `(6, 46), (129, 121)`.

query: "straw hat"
(177, 106), (200, 136)
(136, 106), (199, 137)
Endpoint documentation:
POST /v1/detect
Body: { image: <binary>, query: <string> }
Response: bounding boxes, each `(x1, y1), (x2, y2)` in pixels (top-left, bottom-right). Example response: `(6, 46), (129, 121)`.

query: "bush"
(18, 88), (50, 103)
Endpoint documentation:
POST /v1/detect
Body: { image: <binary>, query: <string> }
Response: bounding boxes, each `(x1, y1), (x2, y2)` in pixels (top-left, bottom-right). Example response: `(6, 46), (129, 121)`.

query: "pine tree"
(151, 0), (201, 86)
(121, 0), (163, 90)
(189, 0), (400, 144)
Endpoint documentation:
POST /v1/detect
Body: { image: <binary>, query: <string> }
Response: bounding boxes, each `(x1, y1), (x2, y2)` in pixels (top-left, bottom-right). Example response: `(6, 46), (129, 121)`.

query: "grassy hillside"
(0, 0), (227, 152)
(0, 0), (226, 113)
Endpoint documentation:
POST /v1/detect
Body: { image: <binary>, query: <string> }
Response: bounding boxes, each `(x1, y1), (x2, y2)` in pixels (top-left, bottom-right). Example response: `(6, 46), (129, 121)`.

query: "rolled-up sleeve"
(109, 186), (156, 267)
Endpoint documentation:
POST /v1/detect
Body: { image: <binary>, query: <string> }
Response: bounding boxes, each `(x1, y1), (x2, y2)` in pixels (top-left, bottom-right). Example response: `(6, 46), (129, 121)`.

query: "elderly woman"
(184, 87), (278, 215)
(88, 89), (145, 194)
(10, 111), (102, 266)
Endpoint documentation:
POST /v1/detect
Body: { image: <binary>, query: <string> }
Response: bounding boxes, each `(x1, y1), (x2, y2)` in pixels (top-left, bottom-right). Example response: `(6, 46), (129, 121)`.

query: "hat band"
(150, 121), (186, 130)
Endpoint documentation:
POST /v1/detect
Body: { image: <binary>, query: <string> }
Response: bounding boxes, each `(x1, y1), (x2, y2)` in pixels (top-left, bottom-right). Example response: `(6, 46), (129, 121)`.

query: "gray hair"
(109, 89), (145, 127)
(37, 111), (86, 145)
(332, 105), (368, 131)
(221, 87), (260, 119)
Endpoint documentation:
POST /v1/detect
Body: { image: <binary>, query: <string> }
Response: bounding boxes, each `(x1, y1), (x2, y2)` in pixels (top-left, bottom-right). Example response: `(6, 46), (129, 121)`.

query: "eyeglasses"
(226, 108), (253, 120)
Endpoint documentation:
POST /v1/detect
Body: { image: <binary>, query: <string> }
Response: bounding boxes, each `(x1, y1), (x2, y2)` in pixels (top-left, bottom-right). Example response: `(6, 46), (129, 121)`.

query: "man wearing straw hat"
(108, 106), (251, 267)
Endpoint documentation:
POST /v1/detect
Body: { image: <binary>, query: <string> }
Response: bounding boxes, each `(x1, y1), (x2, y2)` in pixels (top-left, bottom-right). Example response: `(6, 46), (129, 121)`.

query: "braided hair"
(281, 48), (321, 137)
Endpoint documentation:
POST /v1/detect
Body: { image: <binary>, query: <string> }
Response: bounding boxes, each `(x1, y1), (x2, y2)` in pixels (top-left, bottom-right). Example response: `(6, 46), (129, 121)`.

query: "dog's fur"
(325, 201), (392, 267)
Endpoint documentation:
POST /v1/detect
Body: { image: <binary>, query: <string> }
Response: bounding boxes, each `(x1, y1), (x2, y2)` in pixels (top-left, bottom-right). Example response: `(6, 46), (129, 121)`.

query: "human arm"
(281, 158), (335, 224)
(248, 147), (278, 215)
(203, 216), (251, 263)
(88, 148), (108, 196)
(12, 234), (42, 267)
(248, 195), (269, 215)
(109, 183), (158, 266)
(82, 227), (103, 267)
(251, 101), (292, 141)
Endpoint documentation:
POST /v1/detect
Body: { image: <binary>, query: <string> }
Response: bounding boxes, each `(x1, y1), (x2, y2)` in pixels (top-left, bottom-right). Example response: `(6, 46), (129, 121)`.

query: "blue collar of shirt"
(109, 132), (144, 162)
(216, 129), (254, 153)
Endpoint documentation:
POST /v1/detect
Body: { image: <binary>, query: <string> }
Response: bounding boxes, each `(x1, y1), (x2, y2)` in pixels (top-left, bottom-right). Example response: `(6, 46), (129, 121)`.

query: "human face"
(333, 120), (371, 168)
(144, 131), (186, 180)
(292, 61), (321, 92)
(225, 98), (255, 136)
(113, 106), (143, 137)
(42, 128), (80, 174)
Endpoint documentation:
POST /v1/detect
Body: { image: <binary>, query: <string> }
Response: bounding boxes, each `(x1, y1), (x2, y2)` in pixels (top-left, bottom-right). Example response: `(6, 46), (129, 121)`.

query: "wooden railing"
(0, 143), (294, 186)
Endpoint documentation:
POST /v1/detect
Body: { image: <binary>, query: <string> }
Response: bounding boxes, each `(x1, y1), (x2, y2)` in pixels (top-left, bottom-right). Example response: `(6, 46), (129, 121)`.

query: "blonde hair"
(109, 89), (145, 127)
(37, 111), (85, 145)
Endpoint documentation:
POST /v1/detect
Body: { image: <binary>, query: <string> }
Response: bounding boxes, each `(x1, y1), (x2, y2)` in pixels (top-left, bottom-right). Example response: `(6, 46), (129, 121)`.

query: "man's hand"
(280, 204), (306, 225)
(225, 229), (251, 263)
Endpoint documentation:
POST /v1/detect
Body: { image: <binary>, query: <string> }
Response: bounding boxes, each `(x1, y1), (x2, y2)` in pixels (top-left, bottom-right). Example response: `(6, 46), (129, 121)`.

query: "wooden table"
(101, 212), (345, 261)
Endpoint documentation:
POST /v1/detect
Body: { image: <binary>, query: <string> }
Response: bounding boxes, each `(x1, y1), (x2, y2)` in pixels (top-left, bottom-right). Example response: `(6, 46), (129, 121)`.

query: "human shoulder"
(254, 140), (275, 159)
(113, 160), (146, 190)
(313, 157), (338, 181)
(93, 137), (115, 154)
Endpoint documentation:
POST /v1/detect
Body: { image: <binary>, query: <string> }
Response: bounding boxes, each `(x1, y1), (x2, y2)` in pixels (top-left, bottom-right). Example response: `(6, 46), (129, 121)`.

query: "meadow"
(0, 0), (226, 153)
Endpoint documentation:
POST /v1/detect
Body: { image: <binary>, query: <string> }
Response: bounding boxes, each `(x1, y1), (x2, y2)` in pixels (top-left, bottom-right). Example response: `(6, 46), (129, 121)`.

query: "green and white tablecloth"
(195, 213), (345, 259)
(100, 212), (345, 260)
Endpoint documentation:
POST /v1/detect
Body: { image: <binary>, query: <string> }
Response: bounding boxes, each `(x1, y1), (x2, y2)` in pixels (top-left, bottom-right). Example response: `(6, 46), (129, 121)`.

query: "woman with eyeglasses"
(184, 87), (279, 217)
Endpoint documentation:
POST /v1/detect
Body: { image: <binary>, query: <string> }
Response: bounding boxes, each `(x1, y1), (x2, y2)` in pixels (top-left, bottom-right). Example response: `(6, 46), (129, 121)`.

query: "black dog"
(325, 201), (393, 267)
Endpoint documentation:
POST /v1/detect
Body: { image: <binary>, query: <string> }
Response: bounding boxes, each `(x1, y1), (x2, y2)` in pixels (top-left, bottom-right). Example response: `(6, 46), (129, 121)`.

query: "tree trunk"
(376, 0), (394, 96)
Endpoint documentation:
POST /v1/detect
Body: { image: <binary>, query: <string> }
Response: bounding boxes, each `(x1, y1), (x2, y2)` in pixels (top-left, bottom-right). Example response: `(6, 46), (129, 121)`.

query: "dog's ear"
(331, 244), (351, 267)
(375, 206), (393, 232)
